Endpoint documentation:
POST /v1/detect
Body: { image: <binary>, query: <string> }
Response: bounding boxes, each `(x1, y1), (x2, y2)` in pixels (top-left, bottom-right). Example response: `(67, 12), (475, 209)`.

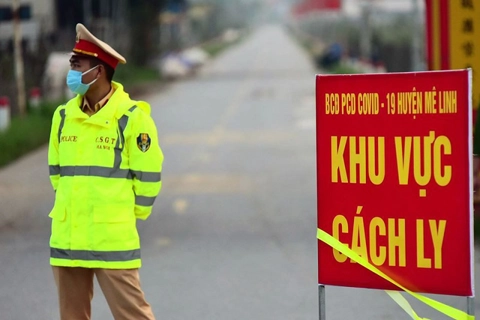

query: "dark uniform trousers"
(52, 266), (155, 320)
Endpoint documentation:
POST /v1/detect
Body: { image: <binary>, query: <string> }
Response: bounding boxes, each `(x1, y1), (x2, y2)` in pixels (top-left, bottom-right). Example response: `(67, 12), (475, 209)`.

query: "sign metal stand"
(318, 284), (326, 320)
(318, 285), (475, 319)
(467, 296), (475, 317)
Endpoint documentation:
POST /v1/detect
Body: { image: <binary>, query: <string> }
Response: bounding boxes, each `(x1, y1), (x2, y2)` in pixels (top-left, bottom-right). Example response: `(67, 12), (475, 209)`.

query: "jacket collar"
(65, 82), (131, 128)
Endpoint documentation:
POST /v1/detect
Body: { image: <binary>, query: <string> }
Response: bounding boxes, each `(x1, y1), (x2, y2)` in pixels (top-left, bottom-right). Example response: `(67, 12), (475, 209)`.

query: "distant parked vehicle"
(316, 42), (343, 69)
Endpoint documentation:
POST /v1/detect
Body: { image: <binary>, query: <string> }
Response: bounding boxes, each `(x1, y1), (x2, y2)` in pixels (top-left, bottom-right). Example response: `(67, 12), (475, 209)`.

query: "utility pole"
(100, 0), (111, 43)
(83, 0), (92, 27)
(113, 0), (128, 53)
(360, 0), (372, 61)
(410, 0), (422, 71)
(12, 0), (26, 117)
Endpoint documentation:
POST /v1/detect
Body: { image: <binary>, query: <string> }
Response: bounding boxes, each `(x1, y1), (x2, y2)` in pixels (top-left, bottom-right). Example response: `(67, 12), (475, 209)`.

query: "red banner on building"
(292, 0), (341, 16)
(425, 0), (480, 114)
(316, 70), (473, 296)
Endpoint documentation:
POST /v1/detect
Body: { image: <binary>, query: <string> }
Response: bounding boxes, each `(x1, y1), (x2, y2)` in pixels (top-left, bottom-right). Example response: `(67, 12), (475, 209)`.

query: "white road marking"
(155, 237), (172, 247)
(294, 95), (316, 130)
(173, 198), (189, 215)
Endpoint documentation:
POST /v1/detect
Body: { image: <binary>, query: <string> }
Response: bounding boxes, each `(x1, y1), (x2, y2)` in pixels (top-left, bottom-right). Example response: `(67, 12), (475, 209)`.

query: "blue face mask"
(66, 65), (99, 95)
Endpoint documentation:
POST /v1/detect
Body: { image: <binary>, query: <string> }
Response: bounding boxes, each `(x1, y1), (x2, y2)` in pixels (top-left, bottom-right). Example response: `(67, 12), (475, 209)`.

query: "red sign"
(316, 70), (473, 296)
(292, 0), (341, 17)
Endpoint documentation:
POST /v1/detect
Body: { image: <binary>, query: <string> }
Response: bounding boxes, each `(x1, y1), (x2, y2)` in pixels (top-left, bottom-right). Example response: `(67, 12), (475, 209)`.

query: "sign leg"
(467, 296), (475, 316)
(319, 284), (326, 320)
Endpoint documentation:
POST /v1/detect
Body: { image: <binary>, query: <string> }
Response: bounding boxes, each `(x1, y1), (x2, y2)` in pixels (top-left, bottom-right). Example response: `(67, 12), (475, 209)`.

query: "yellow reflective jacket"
(48, 81), (163, 269)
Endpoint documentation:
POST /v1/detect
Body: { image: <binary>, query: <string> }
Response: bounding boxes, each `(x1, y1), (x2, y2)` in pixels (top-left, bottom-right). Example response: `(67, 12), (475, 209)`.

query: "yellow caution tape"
(386, 290), (429, 320)
(317, 228), (474, 320)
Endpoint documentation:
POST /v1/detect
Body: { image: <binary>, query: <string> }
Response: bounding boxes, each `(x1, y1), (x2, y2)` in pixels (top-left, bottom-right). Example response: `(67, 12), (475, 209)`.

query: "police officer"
(48, 23), (163, 320)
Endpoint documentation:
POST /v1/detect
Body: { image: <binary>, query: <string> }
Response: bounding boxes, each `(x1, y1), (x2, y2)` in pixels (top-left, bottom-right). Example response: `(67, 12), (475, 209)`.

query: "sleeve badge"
(136, 133), (151, 152)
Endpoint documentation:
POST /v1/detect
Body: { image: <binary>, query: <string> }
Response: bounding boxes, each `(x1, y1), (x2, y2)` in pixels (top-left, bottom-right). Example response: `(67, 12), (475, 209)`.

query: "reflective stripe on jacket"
(48, 81), (163, 269)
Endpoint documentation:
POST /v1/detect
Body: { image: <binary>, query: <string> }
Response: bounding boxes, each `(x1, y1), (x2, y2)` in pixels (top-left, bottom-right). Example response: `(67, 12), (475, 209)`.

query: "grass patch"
(328, 63), (361, 74)
(474, 216), (480, 242)
(202, 41), (228, 57)
(201, 32), (247, 57)
(0, 102), (58, 168)
(114, 64), (160, 87)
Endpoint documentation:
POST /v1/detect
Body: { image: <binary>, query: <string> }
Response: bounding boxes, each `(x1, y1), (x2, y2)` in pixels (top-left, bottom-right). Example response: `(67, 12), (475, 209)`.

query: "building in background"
(160, 0), (189, 50)
(0, 0), (55, 52)
(54, 0), (129, 54)
(0, 0), (130, 54)
(341, 0), (424, 17)
(291, 0), (341, 18)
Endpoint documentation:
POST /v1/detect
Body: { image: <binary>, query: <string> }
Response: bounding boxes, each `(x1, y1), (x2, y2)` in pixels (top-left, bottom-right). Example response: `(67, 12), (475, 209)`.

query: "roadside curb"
(0, 146), (53, 227)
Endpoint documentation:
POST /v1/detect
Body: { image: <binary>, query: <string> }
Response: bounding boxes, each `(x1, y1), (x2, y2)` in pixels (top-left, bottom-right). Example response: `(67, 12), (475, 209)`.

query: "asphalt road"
(0, 24), (478, 320)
